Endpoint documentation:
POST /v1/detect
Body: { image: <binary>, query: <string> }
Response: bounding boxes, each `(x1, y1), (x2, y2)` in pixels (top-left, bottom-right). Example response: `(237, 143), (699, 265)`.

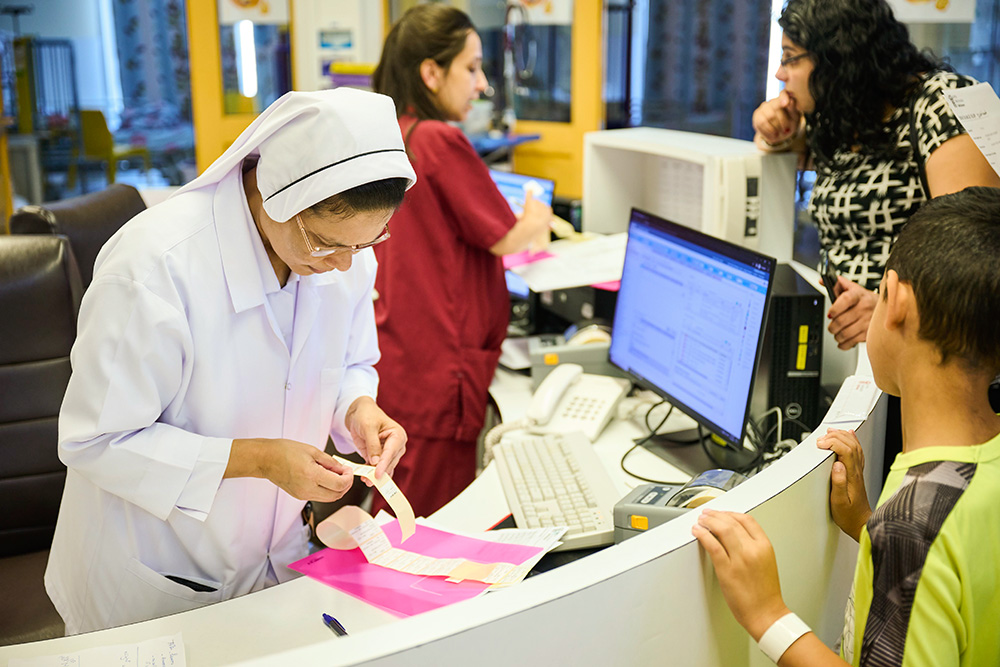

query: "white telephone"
(526, 363), (630, 442)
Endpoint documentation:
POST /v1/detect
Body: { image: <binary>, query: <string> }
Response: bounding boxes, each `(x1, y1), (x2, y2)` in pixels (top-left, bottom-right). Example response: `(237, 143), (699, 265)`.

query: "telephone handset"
(527, 363), (630, 442)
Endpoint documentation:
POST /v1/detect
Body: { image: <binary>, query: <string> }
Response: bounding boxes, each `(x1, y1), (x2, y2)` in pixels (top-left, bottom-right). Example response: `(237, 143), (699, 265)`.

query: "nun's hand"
(345, 396), (407, 481)
(227, 438), (354, 502)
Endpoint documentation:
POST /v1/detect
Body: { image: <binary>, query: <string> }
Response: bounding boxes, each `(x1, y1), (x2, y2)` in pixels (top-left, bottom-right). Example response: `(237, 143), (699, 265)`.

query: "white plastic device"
(525, 363), (629, 442)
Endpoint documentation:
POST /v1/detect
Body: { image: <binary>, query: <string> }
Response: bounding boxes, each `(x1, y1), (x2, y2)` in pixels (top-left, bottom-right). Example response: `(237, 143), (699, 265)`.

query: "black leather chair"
(8, 183), (147, 288)
(0, 235), (82, 644)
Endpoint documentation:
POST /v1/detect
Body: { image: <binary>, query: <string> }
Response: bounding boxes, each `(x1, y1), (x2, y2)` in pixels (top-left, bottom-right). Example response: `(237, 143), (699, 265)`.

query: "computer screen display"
(609, 208), (775, 450)
(489, 169), (555, 214)
(505, 269), (530, 300)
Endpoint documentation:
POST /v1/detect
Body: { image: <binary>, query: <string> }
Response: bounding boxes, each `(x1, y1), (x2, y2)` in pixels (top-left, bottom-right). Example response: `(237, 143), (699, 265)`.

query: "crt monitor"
(609, 208), (776, 474)
(489, 169), (555, 214)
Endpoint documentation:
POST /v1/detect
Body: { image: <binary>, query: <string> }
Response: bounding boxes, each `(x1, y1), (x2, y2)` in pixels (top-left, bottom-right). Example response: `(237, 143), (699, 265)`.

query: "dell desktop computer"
(750, 263), (824, 442)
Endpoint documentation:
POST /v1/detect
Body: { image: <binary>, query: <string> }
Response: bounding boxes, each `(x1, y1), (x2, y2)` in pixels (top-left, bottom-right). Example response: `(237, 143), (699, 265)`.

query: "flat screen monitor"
(609, 208), (776, 473)
(489, 169), (555, 214)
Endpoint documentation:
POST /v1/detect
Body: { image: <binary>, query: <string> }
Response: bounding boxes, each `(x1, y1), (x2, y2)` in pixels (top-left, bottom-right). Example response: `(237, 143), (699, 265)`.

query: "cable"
(762, 417), (813, 450)
(641, 398), (670, 440)
(620, 400), (680, 483)
(623, 399), (770, 481)
(743, 409), (814, 474)
(482, 418), (531, 467)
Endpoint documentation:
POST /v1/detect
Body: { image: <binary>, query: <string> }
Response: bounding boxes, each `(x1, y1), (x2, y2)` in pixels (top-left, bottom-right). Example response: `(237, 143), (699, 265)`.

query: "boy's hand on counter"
(692, 509), (790, 641)
(818, 428), (871, 542)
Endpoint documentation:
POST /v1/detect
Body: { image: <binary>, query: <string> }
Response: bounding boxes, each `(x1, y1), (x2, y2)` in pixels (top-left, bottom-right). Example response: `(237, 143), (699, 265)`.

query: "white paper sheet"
(510, 234), (628, 292)
(819, 375), (881, 426)
(942, 82), (1000, 178)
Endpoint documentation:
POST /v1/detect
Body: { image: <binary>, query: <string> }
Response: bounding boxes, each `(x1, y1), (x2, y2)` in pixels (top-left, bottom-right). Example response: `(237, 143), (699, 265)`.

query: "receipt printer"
(528, 324), (629, 390)
(613, 469), (747, 543)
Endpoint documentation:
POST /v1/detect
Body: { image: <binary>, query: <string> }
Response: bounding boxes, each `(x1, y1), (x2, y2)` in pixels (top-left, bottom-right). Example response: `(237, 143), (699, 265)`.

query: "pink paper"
(502, 249), (555, 269)
(289, 521), (543, 617)
(591, 280), (620, 291)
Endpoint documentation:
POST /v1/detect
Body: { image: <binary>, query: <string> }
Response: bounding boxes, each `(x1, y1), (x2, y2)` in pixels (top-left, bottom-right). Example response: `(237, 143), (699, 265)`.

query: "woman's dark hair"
(885, 187), (1000, 372)
(309, 178), (409, 218)
(779, 0), (945, 165)
(372, 5), (475, 121)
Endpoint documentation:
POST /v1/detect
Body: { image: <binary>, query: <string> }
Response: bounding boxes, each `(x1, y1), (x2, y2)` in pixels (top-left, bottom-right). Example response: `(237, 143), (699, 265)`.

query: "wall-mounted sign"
(519, 0), (573, 27)
(885, 0), (976, 23)
(218, 0), (289, 26)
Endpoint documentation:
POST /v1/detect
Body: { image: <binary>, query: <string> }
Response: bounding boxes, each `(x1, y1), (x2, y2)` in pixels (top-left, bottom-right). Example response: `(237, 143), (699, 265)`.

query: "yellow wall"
(512, 0), (603, 199)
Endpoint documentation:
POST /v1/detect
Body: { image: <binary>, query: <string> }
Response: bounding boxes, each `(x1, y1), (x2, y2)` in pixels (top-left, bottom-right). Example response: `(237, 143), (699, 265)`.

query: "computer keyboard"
(493, 431), (620, 551)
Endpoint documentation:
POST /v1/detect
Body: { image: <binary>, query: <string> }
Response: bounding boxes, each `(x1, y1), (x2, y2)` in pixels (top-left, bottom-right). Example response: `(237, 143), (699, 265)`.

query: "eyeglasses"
(295, 214), (391, 258)
(779, 52), (811, 68)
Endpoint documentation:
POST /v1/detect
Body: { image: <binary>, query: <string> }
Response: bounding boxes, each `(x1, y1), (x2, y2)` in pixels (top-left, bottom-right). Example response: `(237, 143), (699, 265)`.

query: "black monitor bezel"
(609, 207), (777, 452)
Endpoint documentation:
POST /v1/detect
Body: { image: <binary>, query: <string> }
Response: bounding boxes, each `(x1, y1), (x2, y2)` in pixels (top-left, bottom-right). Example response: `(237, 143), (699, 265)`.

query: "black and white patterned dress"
(808, 71), (976, 290)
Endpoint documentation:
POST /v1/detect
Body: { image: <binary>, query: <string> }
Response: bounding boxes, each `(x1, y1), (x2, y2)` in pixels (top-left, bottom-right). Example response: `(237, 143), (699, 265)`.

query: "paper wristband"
(758, 612), (811, 663)
(332, 454), (416, 541)
(315, 506), (531, 586)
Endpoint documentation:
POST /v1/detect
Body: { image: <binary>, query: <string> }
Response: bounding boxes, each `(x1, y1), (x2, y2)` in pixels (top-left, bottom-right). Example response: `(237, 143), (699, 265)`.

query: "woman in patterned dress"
(753, 0), (999, 351)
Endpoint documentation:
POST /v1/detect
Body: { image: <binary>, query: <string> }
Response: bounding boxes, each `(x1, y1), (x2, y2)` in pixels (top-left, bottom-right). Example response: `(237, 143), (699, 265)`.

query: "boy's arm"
(776, 635), (851, 666)
(817, 429), (872, 541)
(693, 510), (851, 666)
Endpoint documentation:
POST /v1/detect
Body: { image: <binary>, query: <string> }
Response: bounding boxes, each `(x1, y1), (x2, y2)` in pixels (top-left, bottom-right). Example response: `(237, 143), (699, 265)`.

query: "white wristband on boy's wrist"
(757, 612), (811, 663)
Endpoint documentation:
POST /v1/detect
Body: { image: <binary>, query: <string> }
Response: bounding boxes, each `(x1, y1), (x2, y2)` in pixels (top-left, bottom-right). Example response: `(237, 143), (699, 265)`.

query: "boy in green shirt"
(693, 186), (1000, 666)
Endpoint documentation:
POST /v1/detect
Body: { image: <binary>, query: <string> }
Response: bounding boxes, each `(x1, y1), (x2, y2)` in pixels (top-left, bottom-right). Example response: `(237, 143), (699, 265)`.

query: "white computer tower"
(582, 127), (797, 261)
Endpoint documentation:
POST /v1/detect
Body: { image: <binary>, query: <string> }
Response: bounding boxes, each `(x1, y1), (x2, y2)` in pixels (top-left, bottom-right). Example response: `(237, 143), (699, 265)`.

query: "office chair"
(77, 109), (152, 186)
(8, 182), (147, 288)
(0, 235), (82, 644)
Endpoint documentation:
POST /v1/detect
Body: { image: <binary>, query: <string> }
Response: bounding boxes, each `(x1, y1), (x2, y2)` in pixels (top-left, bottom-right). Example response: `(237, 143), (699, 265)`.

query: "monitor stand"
(642, 429), (756, 477)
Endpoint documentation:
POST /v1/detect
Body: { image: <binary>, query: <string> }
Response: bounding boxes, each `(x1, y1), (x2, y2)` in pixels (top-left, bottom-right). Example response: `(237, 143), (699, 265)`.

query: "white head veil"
(175, 88), (416, 222)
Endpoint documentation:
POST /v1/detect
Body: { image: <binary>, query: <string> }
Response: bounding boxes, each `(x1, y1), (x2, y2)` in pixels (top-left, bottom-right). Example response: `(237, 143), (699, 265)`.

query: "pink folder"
(502, 249), (555, 269)
(289, 521), (543, 617)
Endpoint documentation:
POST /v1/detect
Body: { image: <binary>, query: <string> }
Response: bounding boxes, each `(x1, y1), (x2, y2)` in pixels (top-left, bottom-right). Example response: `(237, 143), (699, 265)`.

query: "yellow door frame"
(187, 1), (270, 173)
(512, 0), (604, 200)
(1, 81), (13, 228)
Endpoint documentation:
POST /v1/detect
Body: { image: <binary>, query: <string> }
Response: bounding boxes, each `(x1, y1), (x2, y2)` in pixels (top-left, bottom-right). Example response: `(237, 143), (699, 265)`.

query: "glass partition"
(389, 1), (575, 127)
(217, 0), (291, 116)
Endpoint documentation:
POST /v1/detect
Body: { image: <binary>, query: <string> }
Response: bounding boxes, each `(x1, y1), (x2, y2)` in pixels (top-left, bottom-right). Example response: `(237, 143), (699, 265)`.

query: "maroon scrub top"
(374, 116), (515, 457)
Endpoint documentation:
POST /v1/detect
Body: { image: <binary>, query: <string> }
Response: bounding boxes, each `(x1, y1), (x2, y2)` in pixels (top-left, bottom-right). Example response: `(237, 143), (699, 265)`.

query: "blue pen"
(322, 613), (349, 637)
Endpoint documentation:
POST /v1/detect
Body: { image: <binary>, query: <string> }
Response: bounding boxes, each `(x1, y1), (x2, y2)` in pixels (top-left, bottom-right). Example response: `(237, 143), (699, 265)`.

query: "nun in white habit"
(45, 88), (417, 635)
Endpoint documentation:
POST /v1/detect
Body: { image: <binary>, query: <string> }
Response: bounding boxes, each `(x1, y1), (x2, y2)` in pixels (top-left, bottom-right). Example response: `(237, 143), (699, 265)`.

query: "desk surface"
(0, 358), (878, 667)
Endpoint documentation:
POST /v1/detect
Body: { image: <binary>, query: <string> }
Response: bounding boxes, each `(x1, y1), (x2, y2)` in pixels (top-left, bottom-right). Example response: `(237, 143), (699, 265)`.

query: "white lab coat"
(44, 170), (380, 634)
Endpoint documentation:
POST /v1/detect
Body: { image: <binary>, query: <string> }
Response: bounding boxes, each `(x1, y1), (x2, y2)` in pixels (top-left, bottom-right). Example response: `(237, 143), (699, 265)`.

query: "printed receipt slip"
(317, 504), (534, 587)
(331, 454), (416, 540)
(324, 455), (542, 587)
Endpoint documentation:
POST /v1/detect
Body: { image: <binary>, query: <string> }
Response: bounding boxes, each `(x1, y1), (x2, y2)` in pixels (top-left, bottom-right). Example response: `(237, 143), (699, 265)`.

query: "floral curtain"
(642, 0), (771, 140)
(112, 0), (191, 122)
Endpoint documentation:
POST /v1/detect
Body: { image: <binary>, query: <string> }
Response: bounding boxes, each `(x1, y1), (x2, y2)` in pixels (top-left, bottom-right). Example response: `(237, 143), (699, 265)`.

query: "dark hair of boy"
(885, 186), (1000, 373)
(372, 5), (475, 122)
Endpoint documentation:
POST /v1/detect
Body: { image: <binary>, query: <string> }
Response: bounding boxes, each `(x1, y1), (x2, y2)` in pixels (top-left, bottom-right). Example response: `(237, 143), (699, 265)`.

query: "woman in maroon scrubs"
(371, 5), (552, 517)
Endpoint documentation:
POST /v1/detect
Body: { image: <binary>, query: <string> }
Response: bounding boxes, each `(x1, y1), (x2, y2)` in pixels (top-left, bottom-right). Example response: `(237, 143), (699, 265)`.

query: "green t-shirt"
(841, 431), (1000, 666)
